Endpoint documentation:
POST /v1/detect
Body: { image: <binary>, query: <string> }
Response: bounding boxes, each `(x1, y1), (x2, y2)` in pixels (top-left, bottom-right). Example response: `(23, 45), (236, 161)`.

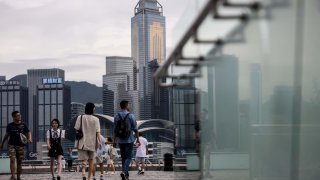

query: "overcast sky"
(0, 0), (193, 86)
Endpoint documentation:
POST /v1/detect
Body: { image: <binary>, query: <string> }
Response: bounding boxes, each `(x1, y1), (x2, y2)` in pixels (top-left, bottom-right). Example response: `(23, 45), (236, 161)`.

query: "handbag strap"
(77, 115), (83, 149)
(80, 115), (83, 131)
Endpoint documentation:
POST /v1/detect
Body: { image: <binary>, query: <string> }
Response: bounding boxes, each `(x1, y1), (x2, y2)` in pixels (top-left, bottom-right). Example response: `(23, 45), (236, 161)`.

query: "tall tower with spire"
(131, 0), (166, 120)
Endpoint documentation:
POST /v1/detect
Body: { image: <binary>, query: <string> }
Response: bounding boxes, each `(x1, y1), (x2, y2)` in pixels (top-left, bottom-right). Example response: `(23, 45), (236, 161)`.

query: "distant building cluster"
(102, 0), (168, 121)
(0, 0), (173, 160)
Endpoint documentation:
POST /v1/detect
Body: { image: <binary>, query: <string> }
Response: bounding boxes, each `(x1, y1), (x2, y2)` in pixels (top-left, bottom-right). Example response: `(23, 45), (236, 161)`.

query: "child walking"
(95, 135), (107, 180)
(135, 132), (148, 175)
(106, 137), (116, 175)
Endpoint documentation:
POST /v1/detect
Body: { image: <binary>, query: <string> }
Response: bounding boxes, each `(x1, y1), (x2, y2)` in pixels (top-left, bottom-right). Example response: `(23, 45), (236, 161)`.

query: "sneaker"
(111, 172), (115, 175)
(57, 176), (61, 180)
(137, 169), (142, 175)
(120, 172), (126, 180)
(100, 175), (103, 180)
(82, 177), (86, 180)
(52, 177), (56, 180)
(92, 177), (96, 180)
(140, 171), (145, 175)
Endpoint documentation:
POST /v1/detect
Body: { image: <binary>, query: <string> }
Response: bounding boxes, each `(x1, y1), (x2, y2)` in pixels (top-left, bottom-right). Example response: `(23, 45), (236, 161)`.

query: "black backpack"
(115, 113), (131, 138)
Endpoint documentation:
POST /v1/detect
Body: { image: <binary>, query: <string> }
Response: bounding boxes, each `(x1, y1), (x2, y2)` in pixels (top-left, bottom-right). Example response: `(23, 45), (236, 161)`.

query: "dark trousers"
(119, 143), (134, 176)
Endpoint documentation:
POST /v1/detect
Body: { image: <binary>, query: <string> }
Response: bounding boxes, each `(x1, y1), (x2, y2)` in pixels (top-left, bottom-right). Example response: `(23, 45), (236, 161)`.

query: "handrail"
(153, 0), (218, 81)
(153, 0), (261, 87)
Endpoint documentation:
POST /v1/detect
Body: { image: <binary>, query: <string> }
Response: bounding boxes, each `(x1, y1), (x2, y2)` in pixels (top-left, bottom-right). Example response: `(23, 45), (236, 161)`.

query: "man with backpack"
(113, 100), (140, 180)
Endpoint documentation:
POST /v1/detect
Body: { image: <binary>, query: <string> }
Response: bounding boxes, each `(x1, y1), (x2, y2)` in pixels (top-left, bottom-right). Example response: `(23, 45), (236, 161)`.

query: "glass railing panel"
(298, 0), (320, 179)
(193, 0), (303, 179)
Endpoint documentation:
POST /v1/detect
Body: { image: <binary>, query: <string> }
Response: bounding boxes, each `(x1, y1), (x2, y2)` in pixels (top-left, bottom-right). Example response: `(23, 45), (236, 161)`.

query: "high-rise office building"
(71, 102), (85, 120)
(171, 84), (198, 153)
(103, 56), (139, 118)
(250, 64), (261, 124)
(105, 56), (136, 90)
(212, 55), (239, 150)
(148, 59), (169, 120)
(103, 73), (128, 115)
(27, 69), (65, 151)
(0, 80), (28, 155)
(36, 79), (71, 142)
(131, 0), (166, 120)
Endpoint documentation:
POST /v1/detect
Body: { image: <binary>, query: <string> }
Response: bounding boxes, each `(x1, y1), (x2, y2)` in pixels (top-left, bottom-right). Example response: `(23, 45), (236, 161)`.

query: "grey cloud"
(0, 0), (190, 85)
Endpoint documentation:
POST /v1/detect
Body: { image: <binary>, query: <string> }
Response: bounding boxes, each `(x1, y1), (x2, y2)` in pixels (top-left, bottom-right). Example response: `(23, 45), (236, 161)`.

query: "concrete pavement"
(0, 170), (250, 180)
(0, 171), (200, 180)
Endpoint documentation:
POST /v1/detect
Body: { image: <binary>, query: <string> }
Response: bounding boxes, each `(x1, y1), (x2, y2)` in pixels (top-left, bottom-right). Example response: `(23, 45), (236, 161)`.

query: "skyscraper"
(103, 56), (139, 118)
(131, 0), (166, 120)
(71, 102), (85, 120)
(148, 59), (169, 120)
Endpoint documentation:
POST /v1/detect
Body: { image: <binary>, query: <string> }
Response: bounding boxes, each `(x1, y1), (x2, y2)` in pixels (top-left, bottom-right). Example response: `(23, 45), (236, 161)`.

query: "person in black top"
(0, 111), (32, 180)
(47, 119), (64, 180)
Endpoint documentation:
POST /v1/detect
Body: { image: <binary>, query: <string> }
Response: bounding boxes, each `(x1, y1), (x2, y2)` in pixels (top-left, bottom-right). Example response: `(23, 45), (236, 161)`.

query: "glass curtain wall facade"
(160, 0), (320, 179)
(37, 84), (71, 142)
(131, 0), (165, 120)
(103, 56), (139, 118)
(172, 85), (198, 156)
(103, 75), (140, 118)
(71, 102), (85, 120)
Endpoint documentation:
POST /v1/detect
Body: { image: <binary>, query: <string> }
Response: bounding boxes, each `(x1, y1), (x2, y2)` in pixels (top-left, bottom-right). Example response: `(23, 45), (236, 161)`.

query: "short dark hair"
(51, 118), (60, 128)
(107, 137), (112, 143)
(85, 102), (95, 115)
(120, 100), (129, 109)
(12, 111), (20, 117)
(138, 132), (143, 136)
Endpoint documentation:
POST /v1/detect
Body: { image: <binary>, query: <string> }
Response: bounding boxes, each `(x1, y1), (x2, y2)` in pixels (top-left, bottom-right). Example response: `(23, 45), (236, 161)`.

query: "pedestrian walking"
(135, 132), (148, 175)
(0, 111), (32, 180)
(106, 137), (116, 175)
(47, 118), (65, 180)
(74, 102), (101, 180)
(94, 134), (107, 180)
(112, 100), (140, 180)
(66, 148), (74, 172)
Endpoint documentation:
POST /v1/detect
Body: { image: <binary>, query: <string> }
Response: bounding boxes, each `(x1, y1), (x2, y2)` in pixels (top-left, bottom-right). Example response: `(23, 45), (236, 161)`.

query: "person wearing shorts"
(75, 103), (101, 180)
(135, 132), (148, 175)
(0, 111), (32, 180)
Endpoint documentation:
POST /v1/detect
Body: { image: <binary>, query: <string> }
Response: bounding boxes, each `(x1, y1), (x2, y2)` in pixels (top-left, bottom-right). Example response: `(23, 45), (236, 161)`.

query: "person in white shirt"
(135, 132), (148, 175)
(47, 118), (65, 180)
(74, 102), (101, 180)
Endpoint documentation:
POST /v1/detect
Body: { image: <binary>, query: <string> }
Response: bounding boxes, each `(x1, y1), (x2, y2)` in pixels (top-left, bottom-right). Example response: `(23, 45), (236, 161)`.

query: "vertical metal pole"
(290, 0), (305, 179)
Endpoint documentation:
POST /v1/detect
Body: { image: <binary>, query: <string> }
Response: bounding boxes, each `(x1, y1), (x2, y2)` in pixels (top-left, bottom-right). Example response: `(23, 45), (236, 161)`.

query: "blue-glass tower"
(131, 0), (166, 120)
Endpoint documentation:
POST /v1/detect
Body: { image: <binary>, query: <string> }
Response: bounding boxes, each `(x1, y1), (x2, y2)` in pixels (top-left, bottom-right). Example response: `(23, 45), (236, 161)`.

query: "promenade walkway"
(0, 171), (200, 180)
(0, 170), (249, 180)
